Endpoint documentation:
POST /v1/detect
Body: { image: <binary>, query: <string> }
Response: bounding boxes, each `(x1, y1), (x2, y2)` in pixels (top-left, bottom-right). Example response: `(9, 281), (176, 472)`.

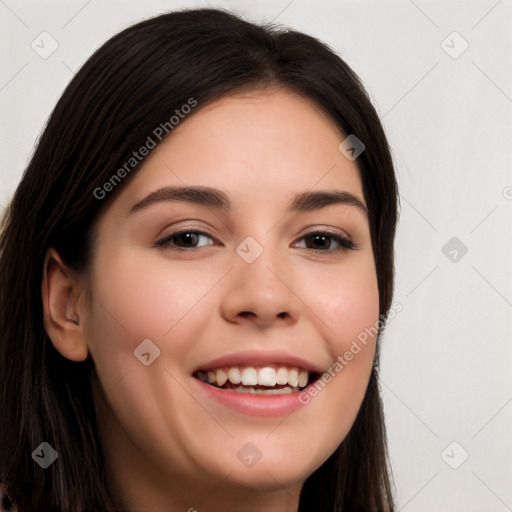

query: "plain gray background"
(1, 1), (511, 510)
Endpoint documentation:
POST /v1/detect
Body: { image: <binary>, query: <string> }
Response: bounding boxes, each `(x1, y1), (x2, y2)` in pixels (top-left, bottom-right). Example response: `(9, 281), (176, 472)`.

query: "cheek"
(89, 246), (217, 337)
(84, 246), (223, 384)
(315, 255), (380, 353)
(303, 255), (379, 418)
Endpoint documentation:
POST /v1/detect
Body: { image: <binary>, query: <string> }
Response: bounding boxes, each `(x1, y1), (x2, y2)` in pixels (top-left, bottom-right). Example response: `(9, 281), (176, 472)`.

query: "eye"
(155, 229), (216, 250)
(155, 228), (355, 253)
(294, 231), (355, 253)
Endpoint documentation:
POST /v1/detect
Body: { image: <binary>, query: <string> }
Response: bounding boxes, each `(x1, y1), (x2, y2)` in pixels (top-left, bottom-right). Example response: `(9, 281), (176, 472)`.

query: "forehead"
(115, 88), (364, 215)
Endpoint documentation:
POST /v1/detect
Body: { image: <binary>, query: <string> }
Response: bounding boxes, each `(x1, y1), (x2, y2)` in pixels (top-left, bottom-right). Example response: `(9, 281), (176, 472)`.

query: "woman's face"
(84, 89), (379, 508)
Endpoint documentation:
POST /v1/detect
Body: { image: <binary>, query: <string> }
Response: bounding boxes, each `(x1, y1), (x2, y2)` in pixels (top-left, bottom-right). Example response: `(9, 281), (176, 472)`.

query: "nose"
(220, 246), (301, 328)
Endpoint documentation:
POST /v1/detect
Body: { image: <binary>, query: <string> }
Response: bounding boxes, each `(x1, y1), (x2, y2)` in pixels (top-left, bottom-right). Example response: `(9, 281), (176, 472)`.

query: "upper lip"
(192, 350), (325, 375)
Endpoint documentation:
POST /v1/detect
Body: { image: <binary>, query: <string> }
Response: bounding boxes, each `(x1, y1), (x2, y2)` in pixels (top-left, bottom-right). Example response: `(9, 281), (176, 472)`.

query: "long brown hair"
(0, 8), (397, 511)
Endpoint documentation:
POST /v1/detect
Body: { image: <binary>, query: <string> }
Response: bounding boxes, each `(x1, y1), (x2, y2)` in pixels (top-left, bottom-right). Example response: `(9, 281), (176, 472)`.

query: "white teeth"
(198, 365), (311, 390)
(298, 369), (308, 388)
(288, 367), (299, 387)
(228, 367), (242, 385)
(276, 367), (288, 385)
(215, 369), (227, 387)
(232, 386), (297, 394)
(241, 367), (258, 386)
(258, 367), (277, 387)
(264, 387), (293, 394)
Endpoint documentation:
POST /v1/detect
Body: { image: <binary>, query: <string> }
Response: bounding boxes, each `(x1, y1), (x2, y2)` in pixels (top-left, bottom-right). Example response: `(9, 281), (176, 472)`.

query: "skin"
(43, 88), (379, 512)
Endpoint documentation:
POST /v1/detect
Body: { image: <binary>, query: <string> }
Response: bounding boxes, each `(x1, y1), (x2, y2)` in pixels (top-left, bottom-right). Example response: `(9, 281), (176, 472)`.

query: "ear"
(41, 248), (89, 361)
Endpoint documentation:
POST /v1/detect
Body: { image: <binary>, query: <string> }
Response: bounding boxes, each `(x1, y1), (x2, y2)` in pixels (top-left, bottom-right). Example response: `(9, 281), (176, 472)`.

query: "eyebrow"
(128, 185), (367, 216)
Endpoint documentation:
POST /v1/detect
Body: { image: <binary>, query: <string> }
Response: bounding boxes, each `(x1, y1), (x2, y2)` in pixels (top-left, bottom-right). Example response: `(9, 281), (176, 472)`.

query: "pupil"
(308, 235), (329, 249)
(179, 232), (197, 246)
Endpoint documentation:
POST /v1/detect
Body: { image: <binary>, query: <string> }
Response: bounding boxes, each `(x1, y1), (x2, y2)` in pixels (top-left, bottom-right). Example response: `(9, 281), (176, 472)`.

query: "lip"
(192, 350), (325, 374)
(192, 376), (312, 417)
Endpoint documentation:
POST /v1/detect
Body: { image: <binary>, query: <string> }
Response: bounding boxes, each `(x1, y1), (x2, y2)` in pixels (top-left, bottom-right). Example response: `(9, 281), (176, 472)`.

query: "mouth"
(194, 365), (321, 394)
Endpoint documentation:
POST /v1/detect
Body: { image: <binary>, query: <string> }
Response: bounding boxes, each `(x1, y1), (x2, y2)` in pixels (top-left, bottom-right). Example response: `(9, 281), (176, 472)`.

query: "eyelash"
(155, 229), (356, 254)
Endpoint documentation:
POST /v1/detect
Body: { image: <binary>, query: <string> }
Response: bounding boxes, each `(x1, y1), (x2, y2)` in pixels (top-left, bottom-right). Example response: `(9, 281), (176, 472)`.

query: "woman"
(0, 8), (398, 511)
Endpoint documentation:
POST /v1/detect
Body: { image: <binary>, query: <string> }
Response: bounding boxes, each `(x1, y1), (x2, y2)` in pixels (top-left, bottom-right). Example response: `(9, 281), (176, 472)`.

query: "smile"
(195, 365), (318, 394)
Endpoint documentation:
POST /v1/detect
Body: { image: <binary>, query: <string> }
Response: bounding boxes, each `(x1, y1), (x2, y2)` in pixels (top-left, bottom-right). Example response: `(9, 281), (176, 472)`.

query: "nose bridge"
(220, 233), (300, 325)
(236, 233), (283, 293)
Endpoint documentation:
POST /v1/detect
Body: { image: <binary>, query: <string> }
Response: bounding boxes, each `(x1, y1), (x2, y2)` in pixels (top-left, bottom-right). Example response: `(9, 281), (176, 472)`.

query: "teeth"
(264, 387), (294, 394)
(198, 365), (311, 390)
(228, 367), (241, 385)
(241, 367), (258, 386)
(232, 386), (297, 394)
(276, 367), (288, 385)
(215, 369), (228, 387)
(258, 367), (277, 386)
(288, 368), (299, 387)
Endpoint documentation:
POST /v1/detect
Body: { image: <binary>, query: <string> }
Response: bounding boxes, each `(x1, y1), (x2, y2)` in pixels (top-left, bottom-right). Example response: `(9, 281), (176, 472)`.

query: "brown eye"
(296, 231), (355, 253)
(156, 230), (215, 249)
(304, 234), (331, 250)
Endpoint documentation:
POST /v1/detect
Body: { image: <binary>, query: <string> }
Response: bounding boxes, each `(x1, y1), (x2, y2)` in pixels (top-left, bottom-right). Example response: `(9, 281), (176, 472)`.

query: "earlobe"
(42, 248), (89, 362)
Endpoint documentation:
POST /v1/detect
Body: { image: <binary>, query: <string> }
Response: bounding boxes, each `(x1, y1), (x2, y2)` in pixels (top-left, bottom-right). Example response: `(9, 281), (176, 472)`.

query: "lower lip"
(192, 378), (308, 417)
